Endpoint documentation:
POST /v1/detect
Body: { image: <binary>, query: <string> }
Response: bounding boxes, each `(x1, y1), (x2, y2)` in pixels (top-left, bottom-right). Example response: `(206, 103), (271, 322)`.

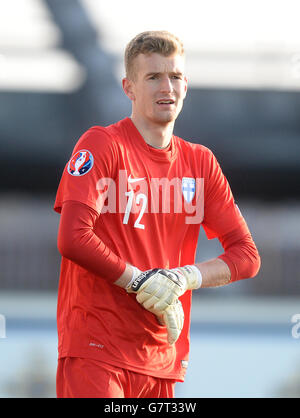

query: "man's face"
(123, 53), (187, 125)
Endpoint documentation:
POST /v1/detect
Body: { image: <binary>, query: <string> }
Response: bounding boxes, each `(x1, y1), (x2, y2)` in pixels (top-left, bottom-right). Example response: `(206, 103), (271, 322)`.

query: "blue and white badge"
(182, 177), (196, 203)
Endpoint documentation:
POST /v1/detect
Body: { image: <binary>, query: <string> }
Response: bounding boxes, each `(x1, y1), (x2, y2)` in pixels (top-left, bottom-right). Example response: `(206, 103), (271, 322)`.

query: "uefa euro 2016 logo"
(67, 150), (94, 176)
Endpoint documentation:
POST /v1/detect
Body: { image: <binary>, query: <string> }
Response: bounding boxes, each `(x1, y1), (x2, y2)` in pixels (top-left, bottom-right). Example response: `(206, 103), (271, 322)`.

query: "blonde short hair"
(125, 30), (185, 80)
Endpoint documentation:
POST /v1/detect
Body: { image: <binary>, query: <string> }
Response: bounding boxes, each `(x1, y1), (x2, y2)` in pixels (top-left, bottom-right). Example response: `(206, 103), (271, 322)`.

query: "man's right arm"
(58, 199), (184, 343)
(57, 200), (127, 282)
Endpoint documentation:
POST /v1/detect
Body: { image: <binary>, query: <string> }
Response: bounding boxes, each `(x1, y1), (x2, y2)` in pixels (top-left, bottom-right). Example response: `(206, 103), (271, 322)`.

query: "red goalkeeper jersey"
(54, 117), (246, 381)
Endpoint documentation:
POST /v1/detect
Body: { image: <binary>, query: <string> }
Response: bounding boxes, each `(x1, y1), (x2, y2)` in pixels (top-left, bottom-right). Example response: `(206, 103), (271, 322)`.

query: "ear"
(183, 76), (188, 99)
(122, 78), (135, 101)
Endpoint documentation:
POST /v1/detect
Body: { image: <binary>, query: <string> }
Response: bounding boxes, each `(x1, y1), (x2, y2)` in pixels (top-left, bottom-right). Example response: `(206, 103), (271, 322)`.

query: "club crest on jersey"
(67, 150), (94, 176)
(182, 177), (196, 203)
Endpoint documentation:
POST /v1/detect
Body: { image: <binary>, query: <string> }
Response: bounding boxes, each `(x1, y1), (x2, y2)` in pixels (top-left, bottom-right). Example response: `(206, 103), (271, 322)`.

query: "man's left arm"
(193, 225), (261, 288)
(119, 220), (261, 310)
(179, 148), (261, 290)
(194, 258), (231, 288)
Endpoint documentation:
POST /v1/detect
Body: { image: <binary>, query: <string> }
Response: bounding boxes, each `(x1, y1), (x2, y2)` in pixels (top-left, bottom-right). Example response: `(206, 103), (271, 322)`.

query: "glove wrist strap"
(126, 266), (141, 290)
(187, 265), (203, 289)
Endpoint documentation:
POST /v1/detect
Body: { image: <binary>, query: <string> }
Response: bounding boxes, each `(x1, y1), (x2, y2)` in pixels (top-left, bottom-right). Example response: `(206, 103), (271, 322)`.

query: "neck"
(130, 114), (174, 149)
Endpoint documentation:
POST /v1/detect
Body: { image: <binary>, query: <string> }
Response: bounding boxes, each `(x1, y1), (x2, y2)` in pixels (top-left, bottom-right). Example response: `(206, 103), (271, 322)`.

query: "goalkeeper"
(54, 30), (261, 398)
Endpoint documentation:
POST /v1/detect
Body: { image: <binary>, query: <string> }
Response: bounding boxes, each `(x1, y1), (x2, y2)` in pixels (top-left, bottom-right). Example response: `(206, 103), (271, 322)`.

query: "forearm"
(194, 226), (260, 288)
(114, 263), (135, 288)
(195, 258), (231, 288)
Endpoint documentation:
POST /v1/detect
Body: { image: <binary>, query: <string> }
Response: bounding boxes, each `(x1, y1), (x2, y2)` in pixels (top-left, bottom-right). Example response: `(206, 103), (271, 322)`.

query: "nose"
(159, 75), (173, 93)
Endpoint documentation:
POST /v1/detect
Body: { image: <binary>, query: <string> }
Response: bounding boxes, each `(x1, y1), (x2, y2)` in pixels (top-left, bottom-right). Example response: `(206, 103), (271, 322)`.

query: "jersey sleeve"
(57, 200), (126, 282)
(54, 126), (117, 215)
(202, 149), (247, 240)
(218, 225), (261, 281)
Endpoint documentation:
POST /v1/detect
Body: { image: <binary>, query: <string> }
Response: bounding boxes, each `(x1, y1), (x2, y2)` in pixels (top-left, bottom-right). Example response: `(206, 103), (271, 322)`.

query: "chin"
(153, 112), (178, 125)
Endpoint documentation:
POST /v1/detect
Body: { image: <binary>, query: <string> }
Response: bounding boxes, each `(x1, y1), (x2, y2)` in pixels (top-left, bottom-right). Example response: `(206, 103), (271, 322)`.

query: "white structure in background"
(1, 0), (299, 92)
(0, 0), (86, 92)
(81, 0), (300, 91)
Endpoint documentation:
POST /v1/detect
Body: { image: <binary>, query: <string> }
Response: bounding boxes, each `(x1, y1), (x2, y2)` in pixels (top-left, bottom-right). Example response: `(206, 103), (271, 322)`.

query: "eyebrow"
(144, 71), (184, 78)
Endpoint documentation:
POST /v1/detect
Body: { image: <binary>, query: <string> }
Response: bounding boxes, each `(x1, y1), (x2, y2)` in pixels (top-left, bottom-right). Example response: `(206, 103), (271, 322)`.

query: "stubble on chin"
(152, 105), (181, 125)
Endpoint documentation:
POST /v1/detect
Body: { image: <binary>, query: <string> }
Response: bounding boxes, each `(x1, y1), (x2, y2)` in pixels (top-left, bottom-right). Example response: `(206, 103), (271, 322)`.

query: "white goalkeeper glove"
(158, 299), (185, 344)
(126, 267), (187, 315)
(170, 265), (203, 291)
(126, 265), (202, 315)
(126, 267), (189, 344)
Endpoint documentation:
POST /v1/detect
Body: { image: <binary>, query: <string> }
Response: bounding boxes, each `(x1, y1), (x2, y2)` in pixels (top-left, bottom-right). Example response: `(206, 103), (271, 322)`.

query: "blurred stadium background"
(0, 0), (300, 398)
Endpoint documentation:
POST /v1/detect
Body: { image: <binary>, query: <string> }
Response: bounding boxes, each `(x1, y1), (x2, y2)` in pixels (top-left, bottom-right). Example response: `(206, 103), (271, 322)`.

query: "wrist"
(126, 265), (141, 290)
(114, 264), (141, 289)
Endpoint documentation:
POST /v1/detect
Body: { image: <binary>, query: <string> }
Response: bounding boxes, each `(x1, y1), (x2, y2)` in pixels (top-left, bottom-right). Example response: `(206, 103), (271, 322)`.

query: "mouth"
(156, 99), (175, 106)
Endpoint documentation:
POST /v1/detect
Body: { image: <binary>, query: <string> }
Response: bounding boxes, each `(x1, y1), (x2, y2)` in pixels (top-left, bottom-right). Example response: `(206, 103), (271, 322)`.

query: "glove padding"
(127, 268), (187, 315)
(158, 299), (185, 344)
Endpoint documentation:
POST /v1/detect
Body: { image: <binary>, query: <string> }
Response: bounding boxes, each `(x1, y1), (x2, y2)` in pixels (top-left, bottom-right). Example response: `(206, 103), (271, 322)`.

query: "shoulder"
(76, 125), (118, 148)
(174, 135), (216, 162)
(174, 135), (223, 180)
(72, 120), (128, 159)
